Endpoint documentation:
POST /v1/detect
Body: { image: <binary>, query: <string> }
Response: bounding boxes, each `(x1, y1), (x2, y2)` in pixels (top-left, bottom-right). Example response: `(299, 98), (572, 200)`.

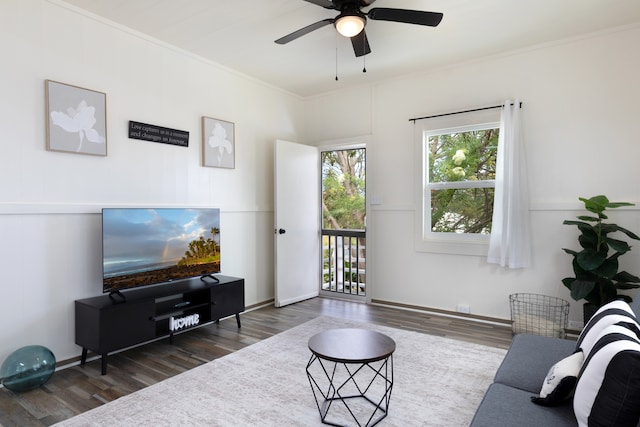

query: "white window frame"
(414, 108), (501, 256)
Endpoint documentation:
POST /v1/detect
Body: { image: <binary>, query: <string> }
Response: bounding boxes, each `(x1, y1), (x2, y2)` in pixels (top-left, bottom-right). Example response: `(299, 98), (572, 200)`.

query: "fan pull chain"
(335, 31), (339, 81)
(362, 34), (367, 73)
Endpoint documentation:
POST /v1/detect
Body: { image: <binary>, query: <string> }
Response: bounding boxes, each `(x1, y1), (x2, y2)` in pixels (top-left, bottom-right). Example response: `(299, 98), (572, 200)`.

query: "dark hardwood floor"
(0, 297), (513, 426)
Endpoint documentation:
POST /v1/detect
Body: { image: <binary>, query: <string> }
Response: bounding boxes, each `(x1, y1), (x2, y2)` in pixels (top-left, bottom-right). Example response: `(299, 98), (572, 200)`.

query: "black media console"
(75, 275), (244, 375)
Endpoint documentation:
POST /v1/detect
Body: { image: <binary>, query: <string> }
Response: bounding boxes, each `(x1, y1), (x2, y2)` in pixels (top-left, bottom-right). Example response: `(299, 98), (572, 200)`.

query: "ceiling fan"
(275, 0), (443, 57)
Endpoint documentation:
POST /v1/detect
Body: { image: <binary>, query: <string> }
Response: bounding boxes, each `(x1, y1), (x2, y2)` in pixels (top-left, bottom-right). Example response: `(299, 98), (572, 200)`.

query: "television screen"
(102, 208), (221, 293)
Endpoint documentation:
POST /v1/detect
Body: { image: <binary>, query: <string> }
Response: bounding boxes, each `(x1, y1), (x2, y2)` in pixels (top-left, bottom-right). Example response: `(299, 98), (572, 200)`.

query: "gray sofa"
(470, 298), (640, 427)
(470, 333), (577, 426)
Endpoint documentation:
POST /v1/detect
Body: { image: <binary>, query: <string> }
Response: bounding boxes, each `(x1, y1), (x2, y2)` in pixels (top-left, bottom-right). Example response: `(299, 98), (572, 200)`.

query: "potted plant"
(562, 195), (640, 322)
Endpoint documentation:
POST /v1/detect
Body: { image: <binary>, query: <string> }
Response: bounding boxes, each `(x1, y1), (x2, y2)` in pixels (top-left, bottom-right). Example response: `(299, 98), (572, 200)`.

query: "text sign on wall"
(128, 121), (189, 147)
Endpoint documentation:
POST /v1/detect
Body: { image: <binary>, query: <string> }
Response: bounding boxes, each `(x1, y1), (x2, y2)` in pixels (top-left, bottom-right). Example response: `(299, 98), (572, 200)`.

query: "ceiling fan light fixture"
(335, 14), (365, 38)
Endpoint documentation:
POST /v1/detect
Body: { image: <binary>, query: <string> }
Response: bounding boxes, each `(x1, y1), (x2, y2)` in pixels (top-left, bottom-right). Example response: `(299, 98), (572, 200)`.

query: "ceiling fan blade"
(275, 18), (334, 44)
(303, 0), (336, 9)
(351, 30), (371, 57)
(367, 8), (443, 27)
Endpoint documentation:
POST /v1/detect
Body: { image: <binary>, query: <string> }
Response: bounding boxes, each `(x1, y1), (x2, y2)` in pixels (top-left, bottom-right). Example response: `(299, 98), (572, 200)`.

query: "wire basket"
(509, 293), (569, 338)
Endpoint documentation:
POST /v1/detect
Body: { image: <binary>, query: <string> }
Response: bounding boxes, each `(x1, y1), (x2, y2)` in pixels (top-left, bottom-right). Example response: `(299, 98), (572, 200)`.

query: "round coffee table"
(306, 328), (396, 427)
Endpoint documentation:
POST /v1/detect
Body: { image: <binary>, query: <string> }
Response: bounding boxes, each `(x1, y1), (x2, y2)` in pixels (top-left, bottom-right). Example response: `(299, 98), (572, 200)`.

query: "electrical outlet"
(568, 320), (583, 330)
(456, 304), (470, 314)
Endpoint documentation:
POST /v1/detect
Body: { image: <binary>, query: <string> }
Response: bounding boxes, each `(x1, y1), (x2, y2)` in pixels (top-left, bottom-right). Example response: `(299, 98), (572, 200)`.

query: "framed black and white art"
(45, 80), (107, 156)
(202, 116), (235, 169)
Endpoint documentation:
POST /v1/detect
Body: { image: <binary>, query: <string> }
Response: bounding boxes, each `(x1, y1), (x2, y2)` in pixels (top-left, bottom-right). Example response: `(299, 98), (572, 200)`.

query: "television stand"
(75, 275), (244, 375)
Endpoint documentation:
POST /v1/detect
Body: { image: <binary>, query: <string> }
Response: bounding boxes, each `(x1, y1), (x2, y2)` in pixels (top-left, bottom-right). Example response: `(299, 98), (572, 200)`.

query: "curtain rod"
(409, 102), (523, 123)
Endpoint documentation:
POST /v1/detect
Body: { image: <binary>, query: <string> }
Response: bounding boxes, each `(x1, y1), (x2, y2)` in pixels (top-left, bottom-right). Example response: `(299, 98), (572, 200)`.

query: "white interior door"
(274, 140), (320, 307)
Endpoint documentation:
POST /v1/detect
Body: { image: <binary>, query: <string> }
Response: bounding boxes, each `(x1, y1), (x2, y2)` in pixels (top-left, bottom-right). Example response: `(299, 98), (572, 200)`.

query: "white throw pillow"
(531, 350), (583, 406)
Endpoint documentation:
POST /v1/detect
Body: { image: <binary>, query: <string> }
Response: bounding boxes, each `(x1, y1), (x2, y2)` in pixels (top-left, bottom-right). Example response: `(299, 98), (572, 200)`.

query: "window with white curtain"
(414, 108), (501, 256)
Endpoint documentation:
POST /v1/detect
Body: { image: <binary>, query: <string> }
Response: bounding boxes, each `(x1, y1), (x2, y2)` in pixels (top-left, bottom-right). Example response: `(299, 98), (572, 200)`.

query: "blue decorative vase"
(0, 345), (56, 392)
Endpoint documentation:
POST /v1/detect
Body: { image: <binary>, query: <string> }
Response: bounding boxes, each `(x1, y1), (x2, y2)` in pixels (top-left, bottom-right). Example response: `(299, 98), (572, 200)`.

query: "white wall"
(303, 25), (640, 325)
(0, 1), (303, 363)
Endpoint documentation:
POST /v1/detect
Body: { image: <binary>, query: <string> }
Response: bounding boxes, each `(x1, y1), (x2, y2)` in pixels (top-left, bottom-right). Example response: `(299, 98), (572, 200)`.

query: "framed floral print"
(45, 80), (107, 156)
(202, 116), (235, 169)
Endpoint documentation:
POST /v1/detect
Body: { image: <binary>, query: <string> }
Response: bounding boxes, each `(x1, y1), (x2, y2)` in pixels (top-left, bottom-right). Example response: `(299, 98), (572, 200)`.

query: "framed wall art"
(202, 116), (235, 169)
(45, 80), (107, 156)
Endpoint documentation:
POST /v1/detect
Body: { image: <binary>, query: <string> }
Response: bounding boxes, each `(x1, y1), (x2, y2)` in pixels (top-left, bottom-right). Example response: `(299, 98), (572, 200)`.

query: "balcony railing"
(322, 229), (366, 296)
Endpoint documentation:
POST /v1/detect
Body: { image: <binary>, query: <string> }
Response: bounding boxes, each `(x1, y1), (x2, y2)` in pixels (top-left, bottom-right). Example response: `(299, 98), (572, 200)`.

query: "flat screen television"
(102, 208), (221, 294)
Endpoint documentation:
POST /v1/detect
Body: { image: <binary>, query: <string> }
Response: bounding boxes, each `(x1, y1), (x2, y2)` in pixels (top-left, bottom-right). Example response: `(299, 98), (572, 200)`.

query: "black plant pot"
(583, 302), (599, 325)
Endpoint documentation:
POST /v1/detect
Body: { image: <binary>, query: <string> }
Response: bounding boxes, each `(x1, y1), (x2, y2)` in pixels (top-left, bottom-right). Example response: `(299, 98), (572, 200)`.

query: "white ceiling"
(61, 0), (640, 97)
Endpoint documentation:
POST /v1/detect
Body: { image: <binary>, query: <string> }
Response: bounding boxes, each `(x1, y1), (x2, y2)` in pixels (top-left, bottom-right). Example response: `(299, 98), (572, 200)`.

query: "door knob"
(278, 228), (286, 234)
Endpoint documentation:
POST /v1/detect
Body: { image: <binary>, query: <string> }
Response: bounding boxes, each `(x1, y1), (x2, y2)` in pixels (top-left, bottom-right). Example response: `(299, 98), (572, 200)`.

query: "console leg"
(101, 355), (108, 375)
(81, 348), (88, 366)
(235, 313), (241, 328)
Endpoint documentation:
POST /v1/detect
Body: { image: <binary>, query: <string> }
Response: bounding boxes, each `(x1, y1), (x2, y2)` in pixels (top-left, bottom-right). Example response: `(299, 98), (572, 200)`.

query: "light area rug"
(54, 316), (507, 427)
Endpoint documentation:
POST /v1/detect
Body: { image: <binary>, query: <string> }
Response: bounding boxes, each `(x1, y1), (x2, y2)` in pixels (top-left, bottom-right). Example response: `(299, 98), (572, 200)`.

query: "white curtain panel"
(487, 99), (531, 268)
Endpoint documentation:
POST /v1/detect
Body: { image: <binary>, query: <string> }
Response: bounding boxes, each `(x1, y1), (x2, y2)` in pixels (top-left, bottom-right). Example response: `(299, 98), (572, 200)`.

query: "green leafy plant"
(562, 195), (640, 308)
